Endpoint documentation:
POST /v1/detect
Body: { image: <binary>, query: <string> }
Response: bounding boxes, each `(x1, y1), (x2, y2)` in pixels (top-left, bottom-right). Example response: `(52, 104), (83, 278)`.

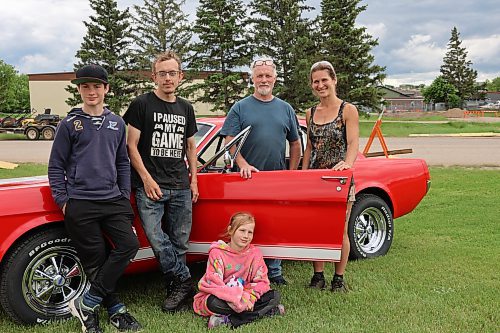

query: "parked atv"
(22, 109), (60, 140)
(0, 115), (29, 128)
(33, 113), (60, 126)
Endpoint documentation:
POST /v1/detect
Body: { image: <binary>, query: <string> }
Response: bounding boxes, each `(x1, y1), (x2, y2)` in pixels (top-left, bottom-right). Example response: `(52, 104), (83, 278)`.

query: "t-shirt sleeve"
(123, 97), (143, 130)
(220, 104), (242, 137)
(186, 103), (198, 138)
(287, 106), (300, 142)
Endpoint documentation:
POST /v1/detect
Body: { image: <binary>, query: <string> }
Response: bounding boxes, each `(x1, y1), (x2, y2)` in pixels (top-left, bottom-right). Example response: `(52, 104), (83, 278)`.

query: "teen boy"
(48, 64), (141, 333)
(124, 51), (198, 312)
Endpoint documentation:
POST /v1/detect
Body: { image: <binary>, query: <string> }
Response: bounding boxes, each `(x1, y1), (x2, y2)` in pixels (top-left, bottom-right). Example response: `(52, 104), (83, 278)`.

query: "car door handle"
(321, 176), (348, 185)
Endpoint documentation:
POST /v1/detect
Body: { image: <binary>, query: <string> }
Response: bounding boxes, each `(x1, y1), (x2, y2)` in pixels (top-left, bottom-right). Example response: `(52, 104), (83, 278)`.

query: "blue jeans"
(265, 258), (282, 279)
(135, 187), (192, 281)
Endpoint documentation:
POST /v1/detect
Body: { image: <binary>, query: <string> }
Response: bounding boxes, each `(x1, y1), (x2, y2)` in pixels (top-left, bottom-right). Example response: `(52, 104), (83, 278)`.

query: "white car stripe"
(132, 242), (341, 262)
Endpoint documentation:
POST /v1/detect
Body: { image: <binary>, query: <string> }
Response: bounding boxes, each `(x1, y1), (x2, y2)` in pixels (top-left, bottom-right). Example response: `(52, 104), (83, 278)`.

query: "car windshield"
(194, 122), (215, 145)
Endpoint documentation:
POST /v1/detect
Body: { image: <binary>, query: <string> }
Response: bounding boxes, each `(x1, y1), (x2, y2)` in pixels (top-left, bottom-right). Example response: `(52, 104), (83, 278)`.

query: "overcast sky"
(1, 0), (498, 86)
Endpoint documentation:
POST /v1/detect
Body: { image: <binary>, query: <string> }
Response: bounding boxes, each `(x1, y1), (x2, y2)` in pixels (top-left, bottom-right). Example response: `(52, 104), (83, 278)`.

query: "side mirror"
(223, 150), (233, 171)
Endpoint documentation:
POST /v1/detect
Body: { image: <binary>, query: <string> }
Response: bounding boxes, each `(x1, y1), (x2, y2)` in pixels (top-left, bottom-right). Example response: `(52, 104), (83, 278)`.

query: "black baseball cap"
(71, 64), (109, 85)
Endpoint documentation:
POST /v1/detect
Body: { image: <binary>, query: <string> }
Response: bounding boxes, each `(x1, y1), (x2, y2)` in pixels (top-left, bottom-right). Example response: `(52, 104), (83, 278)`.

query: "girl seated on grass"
(193, 212), (284, 329)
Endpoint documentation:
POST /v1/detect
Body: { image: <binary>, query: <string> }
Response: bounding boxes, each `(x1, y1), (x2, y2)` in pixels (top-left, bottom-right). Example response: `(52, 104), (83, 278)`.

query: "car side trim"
(132, 243), (342, 262)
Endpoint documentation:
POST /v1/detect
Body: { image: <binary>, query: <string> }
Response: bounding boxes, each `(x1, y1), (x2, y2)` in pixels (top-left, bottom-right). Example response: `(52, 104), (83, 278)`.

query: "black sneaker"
(331, 277), (349, 293)
(309, 273), (326, 289)
(269, 275), (288, 286)
(165, 278), (173, 297)
(109, 306), (142, 332)
(69, 296), (103, 333)
(162, 277), (195, 312)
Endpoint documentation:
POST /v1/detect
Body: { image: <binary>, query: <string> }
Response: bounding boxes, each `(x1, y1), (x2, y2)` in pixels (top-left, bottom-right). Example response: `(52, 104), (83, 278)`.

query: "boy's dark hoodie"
(48, 108), (130, 208)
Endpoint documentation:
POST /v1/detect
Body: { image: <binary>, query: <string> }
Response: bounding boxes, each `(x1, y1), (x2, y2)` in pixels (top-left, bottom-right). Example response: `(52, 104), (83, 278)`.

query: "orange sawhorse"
(363, 111), (413, 158)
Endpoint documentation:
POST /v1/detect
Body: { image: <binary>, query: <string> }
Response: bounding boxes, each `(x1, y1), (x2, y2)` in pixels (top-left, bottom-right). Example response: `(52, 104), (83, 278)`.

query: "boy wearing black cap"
(48, 64), (142, 332)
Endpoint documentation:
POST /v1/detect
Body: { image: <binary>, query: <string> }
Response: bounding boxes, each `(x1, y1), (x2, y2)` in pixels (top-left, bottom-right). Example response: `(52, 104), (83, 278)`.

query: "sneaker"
(109, 307), (142, 332)
(269, 275), (288, 286)
(162, 277), (195, 312)
(331, 277), (349, 293)
(165, 278), (173, 297)
(309, 273), (326, 289)
(207, 314), (230, 329)
(69, 296), (103, 333)
(267, 304), (286, 317)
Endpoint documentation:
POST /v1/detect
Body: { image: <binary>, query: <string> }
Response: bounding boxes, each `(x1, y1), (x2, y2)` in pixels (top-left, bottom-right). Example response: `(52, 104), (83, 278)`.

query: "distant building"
(485, 91), (500, 103)
(28, 72), (75, 117)
(27, 71), (248, 117)
(377, 86), (425, 112)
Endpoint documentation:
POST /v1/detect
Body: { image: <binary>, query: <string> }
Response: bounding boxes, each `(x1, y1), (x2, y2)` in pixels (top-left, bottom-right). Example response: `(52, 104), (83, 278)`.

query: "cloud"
(389, 34), (445, 73)
(383, 71), (441, 87)
(464, 35), (500, 71)
(1, 0), (499, 86)
(362, 22), (387, 41)
(0, 0), (90, 73)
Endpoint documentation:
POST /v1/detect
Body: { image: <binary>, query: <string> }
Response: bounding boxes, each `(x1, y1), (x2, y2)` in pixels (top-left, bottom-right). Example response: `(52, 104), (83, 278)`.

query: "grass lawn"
(365, 114), (449, 121)
(0, 133), (25, 140)
(0, 167), (498, 332)
(0, 163), (47, 179)
(359, 121), (500, 137)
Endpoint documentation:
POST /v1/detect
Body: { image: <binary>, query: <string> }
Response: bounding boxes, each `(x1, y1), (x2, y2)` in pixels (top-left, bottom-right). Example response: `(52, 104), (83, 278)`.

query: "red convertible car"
(0, 117), (430, 324)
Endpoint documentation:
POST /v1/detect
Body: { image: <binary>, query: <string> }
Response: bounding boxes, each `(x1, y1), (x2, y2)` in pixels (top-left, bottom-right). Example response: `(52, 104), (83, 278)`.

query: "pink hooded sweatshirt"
(193, 240), (270, 316)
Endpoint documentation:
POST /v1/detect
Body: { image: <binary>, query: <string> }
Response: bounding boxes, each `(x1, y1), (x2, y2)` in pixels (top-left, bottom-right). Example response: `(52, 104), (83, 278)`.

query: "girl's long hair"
(222, 212), (255, 240)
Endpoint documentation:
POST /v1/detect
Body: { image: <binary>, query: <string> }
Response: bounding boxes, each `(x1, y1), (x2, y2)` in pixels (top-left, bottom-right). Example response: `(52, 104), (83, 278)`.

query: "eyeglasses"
(252, 59), (274, 68)
(155, 71), (179, 78)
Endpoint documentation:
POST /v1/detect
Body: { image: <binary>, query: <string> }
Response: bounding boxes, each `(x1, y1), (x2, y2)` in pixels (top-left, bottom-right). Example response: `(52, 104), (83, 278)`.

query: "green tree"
(0, 60), (30, 112)
(249, 0), (316, 111)
(318, 0), (386, 111)
(131, 0), (192, 70)
(189, 0), (251, 113)
(66, 0), (135, 114)
(485, 77), (500, 91)
(422, 76), (461, 109)
(11, 74), (30, 111)
(440, 27), (478, 103)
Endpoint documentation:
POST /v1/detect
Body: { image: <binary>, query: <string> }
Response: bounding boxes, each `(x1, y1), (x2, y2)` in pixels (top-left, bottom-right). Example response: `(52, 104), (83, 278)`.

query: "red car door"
(190, 169), (353, 262)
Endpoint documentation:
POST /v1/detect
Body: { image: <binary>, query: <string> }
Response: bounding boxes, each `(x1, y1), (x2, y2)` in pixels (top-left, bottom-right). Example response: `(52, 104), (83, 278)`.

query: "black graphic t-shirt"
(123, 92), (197, 189)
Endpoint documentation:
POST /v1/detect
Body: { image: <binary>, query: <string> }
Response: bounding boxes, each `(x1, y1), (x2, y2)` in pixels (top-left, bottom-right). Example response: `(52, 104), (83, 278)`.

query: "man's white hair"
(250, 57), (277, 77)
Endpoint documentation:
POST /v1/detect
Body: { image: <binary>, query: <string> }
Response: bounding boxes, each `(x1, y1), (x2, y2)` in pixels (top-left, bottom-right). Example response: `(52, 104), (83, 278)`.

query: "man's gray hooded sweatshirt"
(48, 108), (131, 208)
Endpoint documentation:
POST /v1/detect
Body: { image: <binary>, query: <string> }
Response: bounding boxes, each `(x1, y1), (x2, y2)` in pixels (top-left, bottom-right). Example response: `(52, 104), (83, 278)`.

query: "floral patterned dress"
(308, 101), (347, 169)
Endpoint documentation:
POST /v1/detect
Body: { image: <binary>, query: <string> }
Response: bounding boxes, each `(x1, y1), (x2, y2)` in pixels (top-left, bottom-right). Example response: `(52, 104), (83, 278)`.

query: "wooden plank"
(364, 149), (413, 158)
(0, 161), (19, 169)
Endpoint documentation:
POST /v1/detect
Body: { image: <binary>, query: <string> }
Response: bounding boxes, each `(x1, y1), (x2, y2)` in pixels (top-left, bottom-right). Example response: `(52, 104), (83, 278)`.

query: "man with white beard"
(220, 57), (301, 286)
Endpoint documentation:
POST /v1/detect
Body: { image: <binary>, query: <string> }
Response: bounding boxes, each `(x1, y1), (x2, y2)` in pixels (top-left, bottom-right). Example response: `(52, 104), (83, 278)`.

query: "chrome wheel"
(354, 207), (387, 254)
(22, 246), (87, 317)
(349, 194), (393, 259)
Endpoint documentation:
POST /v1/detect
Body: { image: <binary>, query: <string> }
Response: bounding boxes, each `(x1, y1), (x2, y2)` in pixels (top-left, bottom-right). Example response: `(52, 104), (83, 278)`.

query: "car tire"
(25, 127), (40, 140)
(41, 127), (55, 140)
(0, 228), (88, 324)
(348, 194), (393, 259)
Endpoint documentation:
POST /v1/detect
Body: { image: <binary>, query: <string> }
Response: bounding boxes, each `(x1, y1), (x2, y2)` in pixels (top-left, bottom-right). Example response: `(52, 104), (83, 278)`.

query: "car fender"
(0, 215), (63, 263)
(0, 177), (64, 263)
(354, 175), (395, 211)
(353, 158), (430, 219)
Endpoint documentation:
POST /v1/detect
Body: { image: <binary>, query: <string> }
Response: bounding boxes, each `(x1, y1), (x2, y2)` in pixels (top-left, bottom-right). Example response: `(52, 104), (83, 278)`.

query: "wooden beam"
(364, 149), (413, 158)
